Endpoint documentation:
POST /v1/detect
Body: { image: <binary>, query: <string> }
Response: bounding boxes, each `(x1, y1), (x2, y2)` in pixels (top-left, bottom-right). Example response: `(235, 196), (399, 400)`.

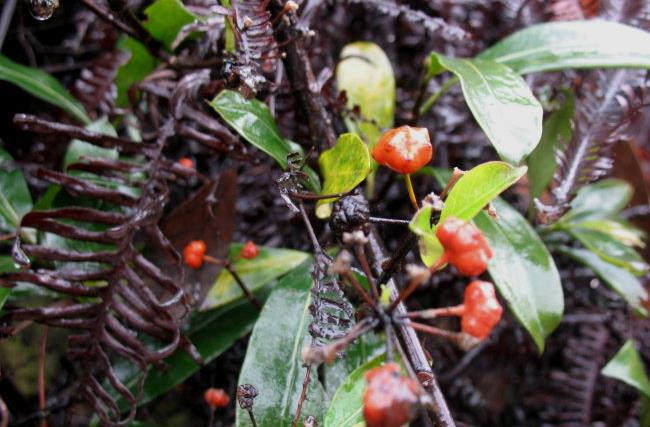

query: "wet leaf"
(0, 54), (90, 124)
(63, 117), (118, 169)
(602, 340), (650, 398)
(316, 133), (371, 218)
(527, 91), (574, 200)
(571, 219), (645, 248)
(440, 161), (527, 223)
(115, 37), (158, 107)
(480, 21), (650, 75)
(409, 205), (444, 268)
(236, 261), (326, 426)
(474, 198), (563, 352)
(202, 243), (310, 310)
(117, 297), (261, 408)
(210, 90), (320, 191)
(568, 228), (649, 276)
(559, 179), (633, 223)
(0, 148), (32, 233)
(323, 354), (384, 427)
(143, 0), (197, 50)
(428, 55), (542, 164)
(336, 42), (395, 149)
(557, 246), (648, 317)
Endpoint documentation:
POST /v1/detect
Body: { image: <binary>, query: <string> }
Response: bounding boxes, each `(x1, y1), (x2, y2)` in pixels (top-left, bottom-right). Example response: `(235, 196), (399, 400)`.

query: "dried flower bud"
(342, 230), (368, 246)
(237, 384), (259, 411)
(329, 250), (353, 275)
(405, 264), (431, 287)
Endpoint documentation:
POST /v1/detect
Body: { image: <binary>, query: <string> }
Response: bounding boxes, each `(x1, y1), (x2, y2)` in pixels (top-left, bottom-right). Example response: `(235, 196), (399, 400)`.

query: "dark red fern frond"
(546, 0), (600, 21)
(1, 115), (202, 426)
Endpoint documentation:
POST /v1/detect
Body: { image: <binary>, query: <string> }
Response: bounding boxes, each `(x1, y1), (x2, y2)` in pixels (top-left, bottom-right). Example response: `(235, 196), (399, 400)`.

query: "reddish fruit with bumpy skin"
(462, 280), (503, 339)
(371, 126), (433, 175)
(183, 240), (206, 269)
(178, 157), (194, 169)
(363, 363), (421, 427)
(435, 217), (492, 276)
(204, 388), (229, 408)
(240, 240), (260, 259)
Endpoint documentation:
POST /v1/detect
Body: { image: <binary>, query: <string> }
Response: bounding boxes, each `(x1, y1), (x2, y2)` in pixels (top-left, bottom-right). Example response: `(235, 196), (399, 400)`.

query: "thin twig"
(291, 364), (312, 427)
(0, 0), (17, 51)
(368, 217), (410, 226)
(225, 264), (262, 310)
(38, 326), (48, 427)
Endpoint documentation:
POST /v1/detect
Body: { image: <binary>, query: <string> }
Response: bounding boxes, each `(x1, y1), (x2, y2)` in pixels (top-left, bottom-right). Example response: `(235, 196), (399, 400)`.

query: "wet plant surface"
(1, 1), (650, 426)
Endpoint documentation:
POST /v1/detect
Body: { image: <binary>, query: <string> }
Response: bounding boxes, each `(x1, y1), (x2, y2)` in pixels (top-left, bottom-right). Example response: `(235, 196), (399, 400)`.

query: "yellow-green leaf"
(316, 133), (371, 218)
(602, 340), (650, 398)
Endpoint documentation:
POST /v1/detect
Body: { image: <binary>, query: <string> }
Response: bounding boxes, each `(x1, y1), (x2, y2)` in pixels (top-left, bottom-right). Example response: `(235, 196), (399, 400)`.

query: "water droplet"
(28, 0), (59, 21)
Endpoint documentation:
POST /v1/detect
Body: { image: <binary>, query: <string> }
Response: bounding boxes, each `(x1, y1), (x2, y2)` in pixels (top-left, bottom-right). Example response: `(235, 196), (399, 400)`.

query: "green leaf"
(143, 0), (197, 51)
(428, 55), (543, 164)
(479, 21), (650, 75)
(440, 161), (527, 223)
(114, 296), (261, 409)
(336, 42), (395, 149)
(236, 261), (326, 427)
(0, 54), (90, 124)
(210, 90), (320, 192)
(560, 179), (633, 223)
(323, 334), (384, 398)
(409, 205), (444, 268)
(568, 228), (649, 276)
(115, 37), (158, 107)
(527, 91), (574, 200)
(0, 148), (32, 232)
(63, 117), (119, 169)
(571, 219), (645, 248)
(602, 340), (650, 398)
(324, 354), (384, 427)
(557, 246), (648, 317)
(474, 198), (563, 352)
(0, 256), (18, 311)
(202, 243), (310, 310)
(316, 133), (371, 218)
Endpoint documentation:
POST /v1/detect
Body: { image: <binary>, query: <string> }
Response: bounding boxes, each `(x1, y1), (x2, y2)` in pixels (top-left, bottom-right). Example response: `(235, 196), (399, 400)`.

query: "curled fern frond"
(546, 0), (600, 21)
(72, 51), (129, 119)
(1, 115), (201, 426)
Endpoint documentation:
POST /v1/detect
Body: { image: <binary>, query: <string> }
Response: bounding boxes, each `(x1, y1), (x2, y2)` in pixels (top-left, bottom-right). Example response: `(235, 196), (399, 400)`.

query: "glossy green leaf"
(0, 54), (90, 124)
(602, 340), (650, 398)
(479, 21), (650, 75)
(113, 296), (261, 409)
(115, 37), (158, 107)
(569, 228), (649, 276)
(316, 133), (371, 218)
(324, 354), (384, 427)
(440, 161), (527, 222)
(143, 0), (197, 50)
(409, 205), (444, 267)
(323, 334), (384, 398)
(336, 42), (395, 149)
(236, 262), (326, 426)
(560, 179), (633, 223)
(0, 148), (32, 232)
(202, 243), (310, 310)
(210, 90), (320, 191)
(557, 246), (648, 317)
(571, 219), (645, 248)
(63, 117), (118, 169)
(527, 92), (574, 200)
(428, 55), (543, 164)
(474, 198), (563, 352)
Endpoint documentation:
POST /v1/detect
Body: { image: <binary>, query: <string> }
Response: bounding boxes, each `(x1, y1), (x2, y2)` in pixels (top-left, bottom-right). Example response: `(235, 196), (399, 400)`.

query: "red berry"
(183, 240), (206, 269)
(204, 388), (229, 409)
(178, 157), (194, 169)
(435, 217), (492, 276)
(363, 363), (421, 427)
(371, 126), (433, 175)
(461, 280), (503, 339)
(240, 240), (260, 259)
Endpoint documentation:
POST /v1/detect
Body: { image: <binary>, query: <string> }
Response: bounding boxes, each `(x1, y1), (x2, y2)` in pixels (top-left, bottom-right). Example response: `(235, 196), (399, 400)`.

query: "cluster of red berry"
(204, 388), (229, 409)
(182, 240), (259, 269)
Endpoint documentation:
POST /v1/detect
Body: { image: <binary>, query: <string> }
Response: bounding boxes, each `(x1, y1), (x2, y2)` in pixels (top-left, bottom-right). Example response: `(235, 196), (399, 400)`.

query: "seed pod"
(371, 126), (433, 174)
(462, 280), (503, 339)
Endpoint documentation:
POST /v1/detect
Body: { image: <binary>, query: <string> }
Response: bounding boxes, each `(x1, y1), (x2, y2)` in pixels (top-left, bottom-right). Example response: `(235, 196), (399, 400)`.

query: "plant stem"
(38, 326), (48, 427)
(418, 77), (459, 117)
(404, 174), (419, 211)
(225, 264), (262, 310)
(291, 364), (312, 427)
(402, 304), (465, 319)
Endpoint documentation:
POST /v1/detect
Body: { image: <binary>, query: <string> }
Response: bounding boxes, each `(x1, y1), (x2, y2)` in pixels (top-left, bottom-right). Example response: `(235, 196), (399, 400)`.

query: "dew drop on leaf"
(28, 0), (59, 21)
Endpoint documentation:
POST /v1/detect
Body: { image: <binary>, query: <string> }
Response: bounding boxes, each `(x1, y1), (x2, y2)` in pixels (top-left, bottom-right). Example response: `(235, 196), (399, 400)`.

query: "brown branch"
(291, 364), (312, 427)
(38, 326), (48, 427)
